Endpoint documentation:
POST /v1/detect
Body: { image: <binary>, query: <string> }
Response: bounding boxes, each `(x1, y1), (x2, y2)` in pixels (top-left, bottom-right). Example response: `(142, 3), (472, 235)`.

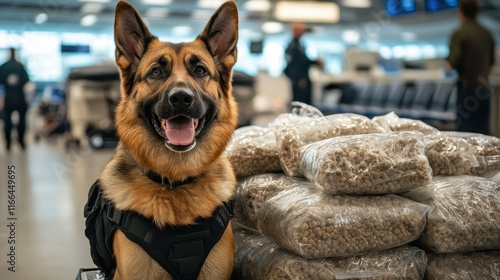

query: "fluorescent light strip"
(172, 26), (192, 36)
(81, 3), (104, 13)
(78, 0), (110, 3)
(341, 0), (371, 8)
(198, 0), (225, 9)
(81, 14), (98, 26)
(142, 0), (173, 5)
(245, 0), (271, 12)
(261, 21), (284, 34)
(145, 8), (169, 18)
(274, 1), (340, 23)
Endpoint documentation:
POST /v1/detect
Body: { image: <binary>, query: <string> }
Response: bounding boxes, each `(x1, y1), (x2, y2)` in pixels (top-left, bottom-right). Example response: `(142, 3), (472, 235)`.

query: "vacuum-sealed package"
(224, 126), (281, 178)
(401, 176), (500, 253)
(233, 174), (312, 230)
(424, 135), (478, 176)
(372, 112), (438, 135)
(425, 251), (500, 280)
(439, 132), (500, 177)
(300, 132), (432, 195)
(257, 186), (430, 259)
(274, 113), (385, 176)
(235, 234), (427, 280)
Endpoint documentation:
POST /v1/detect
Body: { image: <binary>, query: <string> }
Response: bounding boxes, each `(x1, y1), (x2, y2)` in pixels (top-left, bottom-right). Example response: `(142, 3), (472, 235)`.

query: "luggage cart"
(65, 64), (120, 149)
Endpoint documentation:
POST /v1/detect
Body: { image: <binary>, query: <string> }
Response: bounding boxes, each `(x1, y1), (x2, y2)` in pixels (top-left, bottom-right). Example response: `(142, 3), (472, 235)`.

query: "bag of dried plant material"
(299, 132), (432, 195)
(373, 112), (438, 135)
(401, 176), (500, 253)
(425, 251), (500, 280)
(424, 134), (478, 176)
(439, 132), (500, 177)
(233, 174), (313, 230)
(274, 113), (385, 176)
(289, 101), (324, 118)
(234, 234), (427, 280)
(257, 186), (430, 259)
(224, 126), (281, 178)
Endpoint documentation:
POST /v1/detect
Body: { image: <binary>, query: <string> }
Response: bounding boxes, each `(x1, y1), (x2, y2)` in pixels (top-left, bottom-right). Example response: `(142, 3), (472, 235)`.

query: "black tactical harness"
(84, 180), (233, 280)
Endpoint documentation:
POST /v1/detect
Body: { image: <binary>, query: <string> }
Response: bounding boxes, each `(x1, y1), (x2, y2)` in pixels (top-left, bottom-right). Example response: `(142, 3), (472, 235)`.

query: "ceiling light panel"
(172, 26), (192, 36)
(81, 3), (104, 13)
(341, 0), (371, 8)
(275, 1), (340, 23)
(141, 0), (173, 5)
(261, 21), (284, 34)
(244, 0), (272, 12)
(80, 14), (98, 26)
(145, 8), (169, 18)
(198, 0), (225, 9)
(78, 0), (110, 3)
(35, 13), (48, 24)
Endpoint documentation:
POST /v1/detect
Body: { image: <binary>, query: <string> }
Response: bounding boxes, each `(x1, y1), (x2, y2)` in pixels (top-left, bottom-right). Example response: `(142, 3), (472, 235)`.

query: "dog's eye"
(194, 66), (207, 76)
(149, 67), (164, 78)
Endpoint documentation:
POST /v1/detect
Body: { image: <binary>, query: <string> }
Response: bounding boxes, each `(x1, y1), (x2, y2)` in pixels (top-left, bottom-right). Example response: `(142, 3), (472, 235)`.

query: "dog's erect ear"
(198, 1), (238, 67)
(114, 1), (153, 70)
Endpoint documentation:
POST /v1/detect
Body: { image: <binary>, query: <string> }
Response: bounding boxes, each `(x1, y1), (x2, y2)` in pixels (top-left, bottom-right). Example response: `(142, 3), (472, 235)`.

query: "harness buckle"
(106, 203), (123, 225)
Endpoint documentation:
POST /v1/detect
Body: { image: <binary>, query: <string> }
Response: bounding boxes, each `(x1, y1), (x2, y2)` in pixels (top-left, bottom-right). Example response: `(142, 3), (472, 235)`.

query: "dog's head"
(113, 1), (238, 178)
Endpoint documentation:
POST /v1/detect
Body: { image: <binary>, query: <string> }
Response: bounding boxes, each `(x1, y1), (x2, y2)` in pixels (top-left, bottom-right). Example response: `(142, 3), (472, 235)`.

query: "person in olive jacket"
(447, 0), (496, 135)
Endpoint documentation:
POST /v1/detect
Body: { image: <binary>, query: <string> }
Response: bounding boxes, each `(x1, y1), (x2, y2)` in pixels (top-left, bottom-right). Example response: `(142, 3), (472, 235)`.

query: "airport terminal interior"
(0, 0), (500, 279)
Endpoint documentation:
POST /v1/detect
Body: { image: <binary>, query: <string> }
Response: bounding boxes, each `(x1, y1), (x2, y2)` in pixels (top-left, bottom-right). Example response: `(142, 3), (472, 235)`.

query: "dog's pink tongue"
(164, 118), (195, 146)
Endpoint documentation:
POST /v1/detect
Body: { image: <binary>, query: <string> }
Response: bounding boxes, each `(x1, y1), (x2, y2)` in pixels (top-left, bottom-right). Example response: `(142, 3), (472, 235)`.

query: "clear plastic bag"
(224, 126), (281, 178)
(424, 134), (478, 176)
(274, 113), (385, 176)
(257, 186), (430, 259)
(425, 251), (500, 280)
(235, 234), (427, 280)
(438, 132), (500, 177)
(289, 101), (324, 118)
(233, 174), (313, 230)
(372, 112), (438, 135)
(401, 176), (500, 253)
(299, 132), (432, 195)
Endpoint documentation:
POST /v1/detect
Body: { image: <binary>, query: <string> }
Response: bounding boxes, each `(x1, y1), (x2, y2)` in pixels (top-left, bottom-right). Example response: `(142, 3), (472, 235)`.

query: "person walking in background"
(0, 48), (30, 151)
(447, 0), (495, 135)
(284, 22), (323, 106)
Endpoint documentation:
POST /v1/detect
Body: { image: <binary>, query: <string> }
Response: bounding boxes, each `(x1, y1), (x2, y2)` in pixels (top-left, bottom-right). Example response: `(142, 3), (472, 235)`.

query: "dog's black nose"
(169, 88), (193, 110)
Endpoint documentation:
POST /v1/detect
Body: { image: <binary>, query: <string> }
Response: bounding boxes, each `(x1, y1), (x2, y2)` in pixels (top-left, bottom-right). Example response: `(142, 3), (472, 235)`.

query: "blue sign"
(386, 0), (416, 16)
(425, 0), (459, 12)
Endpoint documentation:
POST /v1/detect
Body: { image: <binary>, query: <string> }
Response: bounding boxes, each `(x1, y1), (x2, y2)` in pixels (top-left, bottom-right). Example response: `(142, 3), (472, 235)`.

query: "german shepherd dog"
(89, 1), (239, 279)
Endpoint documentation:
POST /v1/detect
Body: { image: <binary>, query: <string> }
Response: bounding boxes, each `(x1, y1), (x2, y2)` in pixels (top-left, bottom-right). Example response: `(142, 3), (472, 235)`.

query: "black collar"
(145, 170), (197, 190)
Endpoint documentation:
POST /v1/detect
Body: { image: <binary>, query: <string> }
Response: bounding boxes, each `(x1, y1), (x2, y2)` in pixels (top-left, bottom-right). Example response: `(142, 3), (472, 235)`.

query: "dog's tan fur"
(97, 1), (239, 279)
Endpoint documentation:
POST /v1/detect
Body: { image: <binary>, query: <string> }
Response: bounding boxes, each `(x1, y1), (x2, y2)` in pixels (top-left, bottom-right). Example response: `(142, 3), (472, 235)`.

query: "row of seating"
(318, 79), (457, 122)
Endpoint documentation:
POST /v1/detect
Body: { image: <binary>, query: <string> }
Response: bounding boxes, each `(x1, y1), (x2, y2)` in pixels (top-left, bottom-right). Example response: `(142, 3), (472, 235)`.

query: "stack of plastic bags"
(225, 106), (500, 279)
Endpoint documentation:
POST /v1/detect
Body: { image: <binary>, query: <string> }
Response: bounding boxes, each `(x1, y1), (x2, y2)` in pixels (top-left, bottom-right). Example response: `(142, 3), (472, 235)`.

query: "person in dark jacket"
(447, 0), (495, 135)
(0, 48), (30, 151)
(284, 22), (322, 106)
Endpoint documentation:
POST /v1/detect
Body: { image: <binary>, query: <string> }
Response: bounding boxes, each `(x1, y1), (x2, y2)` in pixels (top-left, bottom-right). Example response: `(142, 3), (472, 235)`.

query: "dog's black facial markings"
(187, 55), (210, 80)
(172, 42), (184, 54)
(145, 55), (171, 82)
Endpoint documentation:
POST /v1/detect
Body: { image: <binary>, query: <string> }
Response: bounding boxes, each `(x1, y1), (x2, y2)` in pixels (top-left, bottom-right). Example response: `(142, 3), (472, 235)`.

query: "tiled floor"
(0, 136), (115, 280)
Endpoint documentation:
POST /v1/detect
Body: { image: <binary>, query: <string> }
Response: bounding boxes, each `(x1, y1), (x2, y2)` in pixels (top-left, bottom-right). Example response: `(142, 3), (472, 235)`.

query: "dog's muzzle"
(150, 87), (211, 153)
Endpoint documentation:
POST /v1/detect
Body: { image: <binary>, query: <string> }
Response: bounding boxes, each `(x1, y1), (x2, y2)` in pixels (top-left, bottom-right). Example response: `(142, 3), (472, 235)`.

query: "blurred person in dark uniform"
(284, 22), (323, 106)
(447, 0), (495, 135)
(0, 48), (30, 151)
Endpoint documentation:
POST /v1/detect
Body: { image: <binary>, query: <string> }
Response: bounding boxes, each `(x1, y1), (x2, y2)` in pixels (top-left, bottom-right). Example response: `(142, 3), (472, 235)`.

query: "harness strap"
(84, 181), (233, 280)
(84, 181), (117, 278)
(103, 196), (233, 280)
